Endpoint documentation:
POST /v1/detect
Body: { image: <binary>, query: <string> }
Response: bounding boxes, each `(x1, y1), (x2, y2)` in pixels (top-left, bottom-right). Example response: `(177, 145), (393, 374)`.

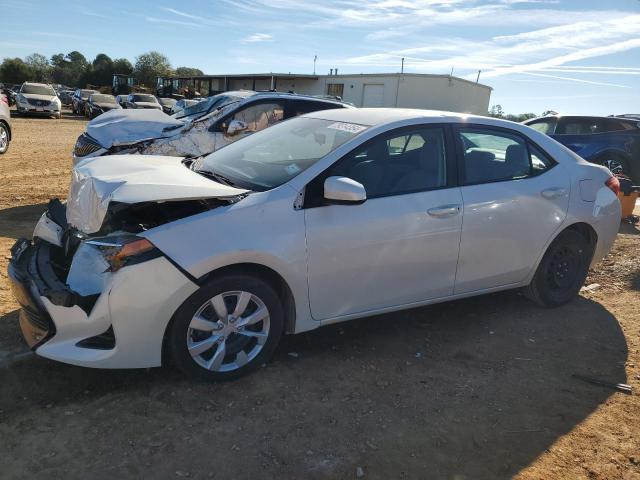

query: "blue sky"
(1, 0), (639, 115)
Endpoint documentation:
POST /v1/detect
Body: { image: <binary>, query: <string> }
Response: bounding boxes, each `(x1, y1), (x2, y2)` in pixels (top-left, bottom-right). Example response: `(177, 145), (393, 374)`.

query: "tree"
(134, 51), (172, 87)
(112, 58), (133, 75)
(89, 53), (114, 87)
(25, 53), (50, 82)
(488, 104), (504, 118)
(0, 58), (33, 84)
(175, 67), (204, 77)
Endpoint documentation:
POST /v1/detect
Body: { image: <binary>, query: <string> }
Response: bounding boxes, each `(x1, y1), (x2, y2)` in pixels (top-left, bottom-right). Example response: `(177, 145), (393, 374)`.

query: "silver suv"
(16, 82), (61, 119)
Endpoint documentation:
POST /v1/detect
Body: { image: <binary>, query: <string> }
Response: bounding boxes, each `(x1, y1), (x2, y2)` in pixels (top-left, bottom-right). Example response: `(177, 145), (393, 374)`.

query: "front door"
(453, 126), (570, 294)
(304, 125), (463, 320)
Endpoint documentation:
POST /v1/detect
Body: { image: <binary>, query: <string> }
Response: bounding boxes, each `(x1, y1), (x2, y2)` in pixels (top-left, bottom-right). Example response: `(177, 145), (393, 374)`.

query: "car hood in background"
(86, 109), (186, 148)
(21, 93), (56, 102)
(134, 102), (162, 109)
(66, 154), (249, 233)
(95, 103), (121, 109)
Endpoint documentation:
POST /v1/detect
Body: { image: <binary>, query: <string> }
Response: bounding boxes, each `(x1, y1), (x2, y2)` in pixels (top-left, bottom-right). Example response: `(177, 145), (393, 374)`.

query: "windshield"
(92, 94), (116, 103)
(195, 117), (368, 190)
(173, 94), (245, 120)
(21, 84), (55, 96)
(132, 94), (158, 103)
(81, 89), (97, 99)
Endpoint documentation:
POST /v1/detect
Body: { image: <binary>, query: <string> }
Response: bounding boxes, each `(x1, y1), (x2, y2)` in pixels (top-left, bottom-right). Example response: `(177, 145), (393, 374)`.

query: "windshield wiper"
(197, 169), (238, 187)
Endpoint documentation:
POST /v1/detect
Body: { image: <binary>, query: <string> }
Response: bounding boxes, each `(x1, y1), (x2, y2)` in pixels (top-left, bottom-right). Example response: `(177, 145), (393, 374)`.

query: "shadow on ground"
(0, 289), (627, 480)
(0, 203), (49, 239)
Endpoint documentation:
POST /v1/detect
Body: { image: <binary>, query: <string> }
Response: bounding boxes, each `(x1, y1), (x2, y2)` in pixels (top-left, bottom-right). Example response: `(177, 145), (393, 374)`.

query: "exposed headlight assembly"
(85, 235), (161, 271)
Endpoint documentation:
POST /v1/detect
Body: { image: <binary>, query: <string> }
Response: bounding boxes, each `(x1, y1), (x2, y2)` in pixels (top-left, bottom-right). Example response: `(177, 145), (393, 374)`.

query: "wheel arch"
(527, 221), (598, 286)
(161, 262), (297, 364)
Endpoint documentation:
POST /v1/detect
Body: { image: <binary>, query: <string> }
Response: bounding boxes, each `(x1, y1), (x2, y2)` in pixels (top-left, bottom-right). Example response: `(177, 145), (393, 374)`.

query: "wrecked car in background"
(71, 89), (99, 115)
(72, 91), (351, 164)
(84, 94), (122, 119)
(158, 97), (177, 115)
(123, 94), (162, 110)
(524, 114), (640, 184)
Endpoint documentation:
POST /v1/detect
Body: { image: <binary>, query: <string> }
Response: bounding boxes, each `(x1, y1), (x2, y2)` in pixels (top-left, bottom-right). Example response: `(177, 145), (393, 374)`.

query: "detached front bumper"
(8, 239), (95, 349)
(7, 234), (198, 369)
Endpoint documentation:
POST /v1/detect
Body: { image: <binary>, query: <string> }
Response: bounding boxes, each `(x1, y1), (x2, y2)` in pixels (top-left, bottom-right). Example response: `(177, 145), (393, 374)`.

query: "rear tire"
(168, 274), (284, 381)
(524, 230), (593, 307)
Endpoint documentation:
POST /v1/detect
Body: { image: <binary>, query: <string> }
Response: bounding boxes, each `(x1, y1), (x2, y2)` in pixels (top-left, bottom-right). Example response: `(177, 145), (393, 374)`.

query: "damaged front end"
(7, 154), (249, 364)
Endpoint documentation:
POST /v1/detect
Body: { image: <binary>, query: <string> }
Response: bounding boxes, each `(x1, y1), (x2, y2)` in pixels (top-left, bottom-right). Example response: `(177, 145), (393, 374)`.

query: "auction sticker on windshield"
(327, 122), (367, 134)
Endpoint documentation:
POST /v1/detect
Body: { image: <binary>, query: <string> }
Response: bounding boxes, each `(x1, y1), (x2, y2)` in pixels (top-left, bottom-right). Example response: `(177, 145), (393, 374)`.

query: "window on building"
(327, 83), (344, 98)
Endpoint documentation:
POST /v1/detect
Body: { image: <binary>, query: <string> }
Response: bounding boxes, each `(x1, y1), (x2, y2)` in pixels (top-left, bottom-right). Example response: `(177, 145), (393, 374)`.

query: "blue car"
(524, 115), (640, 183)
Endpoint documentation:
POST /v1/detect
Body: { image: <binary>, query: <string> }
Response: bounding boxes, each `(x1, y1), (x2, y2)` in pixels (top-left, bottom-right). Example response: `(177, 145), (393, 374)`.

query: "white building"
(158, 72), (492, 115)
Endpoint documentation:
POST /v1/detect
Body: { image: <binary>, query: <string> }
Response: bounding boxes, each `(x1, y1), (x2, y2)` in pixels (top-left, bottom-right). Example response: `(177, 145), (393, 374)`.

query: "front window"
(132, 94), (158, 103)
(229, 103), (284, 133)
(195, 117), (368, 190)
(21, 84), (55, 96)
(173, 94), (249, 120)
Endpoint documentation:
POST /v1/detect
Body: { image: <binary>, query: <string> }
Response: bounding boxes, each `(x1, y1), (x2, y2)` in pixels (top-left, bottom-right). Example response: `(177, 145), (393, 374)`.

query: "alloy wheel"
(0, 125), (7, 153)
(186, 290), (270, 372)
(602, 158), (624, 176)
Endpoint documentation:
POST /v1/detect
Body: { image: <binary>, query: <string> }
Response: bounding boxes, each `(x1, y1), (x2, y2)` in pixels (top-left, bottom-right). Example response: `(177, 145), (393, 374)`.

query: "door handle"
(427, 204), (461, 217)
(541, 187), (568, 199)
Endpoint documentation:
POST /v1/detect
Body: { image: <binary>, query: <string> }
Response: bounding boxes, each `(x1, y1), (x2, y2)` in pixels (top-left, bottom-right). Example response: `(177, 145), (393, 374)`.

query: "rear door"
(453, 125), (569, 294)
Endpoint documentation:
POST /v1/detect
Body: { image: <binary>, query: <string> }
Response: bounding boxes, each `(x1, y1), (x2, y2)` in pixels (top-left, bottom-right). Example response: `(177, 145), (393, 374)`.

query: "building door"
(362, 84), (384, 107)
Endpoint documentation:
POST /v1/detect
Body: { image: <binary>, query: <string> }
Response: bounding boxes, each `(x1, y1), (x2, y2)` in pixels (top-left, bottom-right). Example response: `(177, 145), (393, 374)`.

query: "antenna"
(401, 57), (404, 74)
(476, 70), (481, 83)
(313, 55), (317, 75)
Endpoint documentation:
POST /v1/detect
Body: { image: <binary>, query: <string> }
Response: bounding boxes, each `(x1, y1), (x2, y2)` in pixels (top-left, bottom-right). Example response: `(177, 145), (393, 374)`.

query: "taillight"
(605, 176), (620, 196)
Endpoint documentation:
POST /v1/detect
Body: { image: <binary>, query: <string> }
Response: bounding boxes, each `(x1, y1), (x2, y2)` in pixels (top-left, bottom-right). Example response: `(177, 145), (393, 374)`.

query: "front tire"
(168, 274), (284, 380)
(0, 123), (8, 154)
(524, 230), (593, 307)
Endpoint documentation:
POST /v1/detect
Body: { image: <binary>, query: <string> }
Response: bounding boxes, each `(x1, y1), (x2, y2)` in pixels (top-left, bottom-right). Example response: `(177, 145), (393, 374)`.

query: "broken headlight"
(85, 235), (161, 271)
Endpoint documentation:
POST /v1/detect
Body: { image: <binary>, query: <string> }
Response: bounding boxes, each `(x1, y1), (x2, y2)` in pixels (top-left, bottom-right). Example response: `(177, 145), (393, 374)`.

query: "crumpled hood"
(86, 109), (185, 149)
(66, 154), (248, 234)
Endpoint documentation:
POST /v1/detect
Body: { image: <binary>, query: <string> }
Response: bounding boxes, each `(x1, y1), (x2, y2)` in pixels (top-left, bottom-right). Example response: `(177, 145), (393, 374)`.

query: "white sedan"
(8, 109), (621, 380)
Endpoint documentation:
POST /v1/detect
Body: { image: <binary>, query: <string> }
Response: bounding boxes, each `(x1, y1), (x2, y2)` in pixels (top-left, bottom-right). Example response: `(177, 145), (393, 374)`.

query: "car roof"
(526, 115), (630, 122)
(22, 82), (51, 87)
(303, 108), (490, 126)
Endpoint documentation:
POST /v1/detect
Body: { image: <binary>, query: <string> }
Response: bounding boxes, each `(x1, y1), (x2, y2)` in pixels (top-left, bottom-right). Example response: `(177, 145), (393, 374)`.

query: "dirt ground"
(0, 109), (638, 480)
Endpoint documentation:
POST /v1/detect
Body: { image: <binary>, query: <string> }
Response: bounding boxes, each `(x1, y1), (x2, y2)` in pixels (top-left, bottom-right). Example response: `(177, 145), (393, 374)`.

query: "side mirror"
(324, 176), (367, 204)
(226, 119), (249, 136)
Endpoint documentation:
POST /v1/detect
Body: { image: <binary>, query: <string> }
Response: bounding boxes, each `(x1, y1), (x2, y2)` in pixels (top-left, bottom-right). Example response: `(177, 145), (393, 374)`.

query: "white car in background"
(15, 82), (61, 119)
(9, 109), (620, 380)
